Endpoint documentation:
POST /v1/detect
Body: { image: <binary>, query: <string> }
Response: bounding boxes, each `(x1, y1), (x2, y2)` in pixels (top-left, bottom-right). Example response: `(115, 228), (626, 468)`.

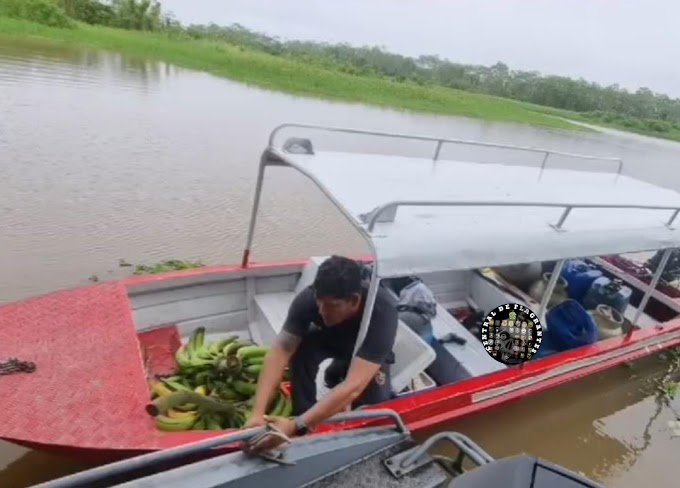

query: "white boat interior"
(127, 124), (680, 400)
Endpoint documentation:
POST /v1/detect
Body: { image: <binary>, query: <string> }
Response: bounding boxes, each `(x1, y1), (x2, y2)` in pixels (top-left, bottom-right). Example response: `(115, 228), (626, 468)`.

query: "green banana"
(244, 364), (262, 377)
(148, 392), (238, 417)
(279, 395), (293, 418)
(189, 355), (217, 368)
(204, 414), (223, 431)
(236, 345), (269, 361)
(175, 345), (192, 368)
(155, 413), (197, 432)
(209, 335), (239, 355)
(187, 327), (206, 355)
(224, 339), (253, 356)
(161, 378), (193, 392)
(232, 379), (257, 397)
(232, 410), (247, 429)
(244, 357), (264, 366)
(268, 391), (285, 416)
(162, 375), (183, 382)
(217, 387), (240, 401)
(193, 416), (206, 430)
(194, 371), (211, 386)
(178, 365), (200, 377)
(195, 345), (215, 361)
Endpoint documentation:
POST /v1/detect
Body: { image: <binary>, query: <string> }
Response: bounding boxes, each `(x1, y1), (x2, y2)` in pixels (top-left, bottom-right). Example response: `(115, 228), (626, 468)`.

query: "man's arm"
(248, 330), (300, 422)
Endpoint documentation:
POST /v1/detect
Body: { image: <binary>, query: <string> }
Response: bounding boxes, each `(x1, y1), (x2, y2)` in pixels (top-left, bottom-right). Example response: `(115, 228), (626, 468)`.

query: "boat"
(2, 123), (680, 461)
(33, 409), (605, 488)
(595, 252), (680, 322)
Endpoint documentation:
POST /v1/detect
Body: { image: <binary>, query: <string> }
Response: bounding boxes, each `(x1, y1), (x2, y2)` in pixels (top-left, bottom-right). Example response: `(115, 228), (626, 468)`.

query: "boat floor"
(0, 282), (201, 454)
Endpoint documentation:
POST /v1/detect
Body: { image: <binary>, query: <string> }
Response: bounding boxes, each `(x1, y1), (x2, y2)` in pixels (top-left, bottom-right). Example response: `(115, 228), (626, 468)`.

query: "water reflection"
(0, 39), (179, 92)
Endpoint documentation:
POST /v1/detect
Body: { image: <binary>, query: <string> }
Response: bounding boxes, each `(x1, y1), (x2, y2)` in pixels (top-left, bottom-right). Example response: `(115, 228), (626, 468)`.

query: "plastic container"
(582, 277), (631, 314)
(538, 300), (597, 355)
(560, 260), (604, 303)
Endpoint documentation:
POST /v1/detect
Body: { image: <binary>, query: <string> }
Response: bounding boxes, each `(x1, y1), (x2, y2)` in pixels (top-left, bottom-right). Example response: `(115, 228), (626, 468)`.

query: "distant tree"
(110, 0), (162, 31)
(56, 0), (113, 25)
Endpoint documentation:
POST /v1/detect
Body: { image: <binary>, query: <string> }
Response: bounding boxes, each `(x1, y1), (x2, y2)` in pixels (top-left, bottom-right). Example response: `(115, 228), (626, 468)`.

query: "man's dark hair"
(313, 255), (363, 300)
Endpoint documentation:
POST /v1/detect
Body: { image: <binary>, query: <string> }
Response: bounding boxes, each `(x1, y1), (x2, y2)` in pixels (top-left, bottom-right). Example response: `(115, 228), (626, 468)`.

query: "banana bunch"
(174, 327), (241, 376)
(147, 327), (293, 433)
(149, 391), (251, 431)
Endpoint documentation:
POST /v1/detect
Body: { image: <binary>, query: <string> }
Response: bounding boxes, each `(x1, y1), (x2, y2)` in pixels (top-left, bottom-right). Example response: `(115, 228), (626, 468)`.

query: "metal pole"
(666, 209), (680, 228)
(631, 248), (673, 330)
(352, 260), (380, 358)
(538, 151), (550, 180)
(537, 259), (566, 319)
(241, 154), (267, 267)
(433, 140), (444, 161)
(551, 207), (572, 231)
(617, 160), (624, 175)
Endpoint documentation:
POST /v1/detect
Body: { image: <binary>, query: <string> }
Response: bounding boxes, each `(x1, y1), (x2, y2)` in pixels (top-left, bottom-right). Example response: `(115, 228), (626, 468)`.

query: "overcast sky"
(160, 0), (679, 98)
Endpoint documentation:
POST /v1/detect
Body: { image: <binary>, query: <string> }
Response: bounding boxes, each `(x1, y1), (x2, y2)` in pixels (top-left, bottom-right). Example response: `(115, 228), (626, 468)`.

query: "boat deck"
(0, 283), (213, 454)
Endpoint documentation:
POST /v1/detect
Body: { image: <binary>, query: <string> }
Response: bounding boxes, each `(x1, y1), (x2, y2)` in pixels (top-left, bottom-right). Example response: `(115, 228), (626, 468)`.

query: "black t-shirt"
(282, 285), (398, 365)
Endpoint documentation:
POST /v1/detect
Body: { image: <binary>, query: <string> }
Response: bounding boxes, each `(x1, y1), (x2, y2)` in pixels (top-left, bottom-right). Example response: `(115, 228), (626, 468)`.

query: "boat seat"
(430, 303), (506, 379)
(254, 291), (436, 394)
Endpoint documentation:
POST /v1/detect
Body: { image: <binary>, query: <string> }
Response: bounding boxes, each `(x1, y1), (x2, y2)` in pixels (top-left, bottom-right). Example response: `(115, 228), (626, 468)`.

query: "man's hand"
(243, 416), (297, 454)
(243, 413), (267, 430)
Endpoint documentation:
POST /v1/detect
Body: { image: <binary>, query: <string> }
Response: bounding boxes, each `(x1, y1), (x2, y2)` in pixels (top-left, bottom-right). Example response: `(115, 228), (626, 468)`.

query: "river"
(1, 39), (679, 487)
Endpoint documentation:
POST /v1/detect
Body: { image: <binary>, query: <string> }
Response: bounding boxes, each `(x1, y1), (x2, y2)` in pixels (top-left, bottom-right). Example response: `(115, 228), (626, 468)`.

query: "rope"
(0, 358), (36, 376)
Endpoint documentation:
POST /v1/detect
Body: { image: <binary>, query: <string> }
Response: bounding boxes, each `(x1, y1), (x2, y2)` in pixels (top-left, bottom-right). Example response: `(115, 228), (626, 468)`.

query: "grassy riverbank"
(534, 106), (680, 143)
(0, 17), (585, 131)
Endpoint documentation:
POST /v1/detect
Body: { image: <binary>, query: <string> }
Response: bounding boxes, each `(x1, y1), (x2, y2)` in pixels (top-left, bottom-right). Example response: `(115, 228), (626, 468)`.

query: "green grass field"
(533, 105), (680, 143)
(0, 17), (590, 132)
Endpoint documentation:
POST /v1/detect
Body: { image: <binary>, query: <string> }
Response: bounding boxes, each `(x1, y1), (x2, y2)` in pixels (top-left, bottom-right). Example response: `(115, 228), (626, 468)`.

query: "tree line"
(182, 23), (680, 134)
(6, 0), (680, 135)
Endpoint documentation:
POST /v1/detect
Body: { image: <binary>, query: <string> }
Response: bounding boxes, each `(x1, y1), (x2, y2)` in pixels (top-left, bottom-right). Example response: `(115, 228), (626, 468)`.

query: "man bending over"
(244, 255), (398, 452)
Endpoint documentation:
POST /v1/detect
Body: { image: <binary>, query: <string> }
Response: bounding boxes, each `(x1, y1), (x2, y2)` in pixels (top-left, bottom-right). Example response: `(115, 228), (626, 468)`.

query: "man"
(244, 255), (398, 452)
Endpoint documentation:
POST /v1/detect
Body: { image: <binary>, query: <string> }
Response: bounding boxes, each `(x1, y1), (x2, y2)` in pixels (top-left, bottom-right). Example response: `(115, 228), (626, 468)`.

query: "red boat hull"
(1, 259), (679, 462)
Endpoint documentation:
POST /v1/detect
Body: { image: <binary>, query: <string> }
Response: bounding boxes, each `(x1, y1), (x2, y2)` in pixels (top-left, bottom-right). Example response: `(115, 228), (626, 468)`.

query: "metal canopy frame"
(242, 123), (679, 360)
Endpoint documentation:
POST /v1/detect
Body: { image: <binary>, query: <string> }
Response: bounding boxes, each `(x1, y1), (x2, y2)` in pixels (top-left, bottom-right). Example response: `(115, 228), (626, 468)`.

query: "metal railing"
(33, 409), (407, 488)
(363, 199), (680, 232)
(268, 123), (624, 178)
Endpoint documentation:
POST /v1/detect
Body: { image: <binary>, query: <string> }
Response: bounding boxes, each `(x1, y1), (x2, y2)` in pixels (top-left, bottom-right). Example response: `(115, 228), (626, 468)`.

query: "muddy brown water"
(1, 39), (680, 487)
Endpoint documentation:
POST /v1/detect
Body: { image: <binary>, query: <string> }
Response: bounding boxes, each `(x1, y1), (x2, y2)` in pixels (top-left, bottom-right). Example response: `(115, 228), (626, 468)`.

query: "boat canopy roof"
(254, 124), (680, 279)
